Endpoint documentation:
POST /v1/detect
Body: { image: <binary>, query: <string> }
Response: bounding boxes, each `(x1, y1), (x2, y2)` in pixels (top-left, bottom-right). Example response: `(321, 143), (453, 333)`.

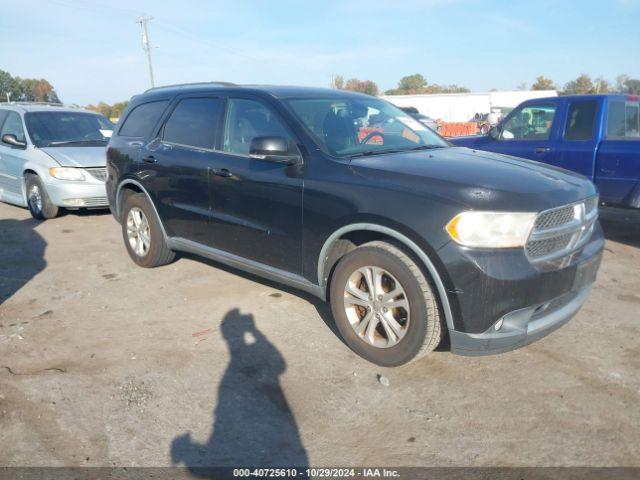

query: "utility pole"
(137, 16), (155, 88)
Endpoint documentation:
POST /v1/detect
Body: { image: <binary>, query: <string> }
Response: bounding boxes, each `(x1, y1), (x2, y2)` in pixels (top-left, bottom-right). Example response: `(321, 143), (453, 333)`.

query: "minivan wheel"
(329, 241), (444, 367)
(25, 173), (59, 220)
(121, 193), (175, 268)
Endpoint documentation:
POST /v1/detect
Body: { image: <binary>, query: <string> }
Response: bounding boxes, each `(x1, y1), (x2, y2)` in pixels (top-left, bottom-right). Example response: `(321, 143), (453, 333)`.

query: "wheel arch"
(317, 223), (455, 332)
(115, 179), (168, 238)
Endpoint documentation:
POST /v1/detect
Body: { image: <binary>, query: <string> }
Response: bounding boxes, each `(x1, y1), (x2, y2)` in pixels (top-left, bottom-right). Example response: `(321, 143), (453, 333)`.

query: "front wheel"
(25, 174), (59, 220)
(121, 193), (175, 268)
(329, 241), (444, 367)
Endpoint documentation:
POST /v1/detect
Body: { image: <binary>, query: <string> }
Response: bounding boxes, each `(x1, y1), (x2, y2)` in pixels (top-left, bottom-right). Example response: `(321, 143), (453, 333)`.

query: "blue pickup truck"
(451, 94), (640, 209)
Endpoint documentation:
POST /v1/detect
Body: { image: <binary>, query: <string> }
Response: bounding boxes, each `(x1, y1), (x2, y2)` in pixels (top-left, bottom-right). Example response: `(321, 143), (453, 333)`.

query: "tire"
(329, 241), (444, 367)
(121, 192), (175, 268)
(25, 173), (59, 220)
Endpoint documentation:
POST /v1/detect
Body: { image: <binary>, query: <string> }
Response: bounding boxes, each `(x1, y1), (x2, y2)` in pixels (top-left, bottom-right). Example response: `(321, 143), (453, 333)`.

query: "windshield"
(287, 97), (448, 157)
(25, 111), (114, 147)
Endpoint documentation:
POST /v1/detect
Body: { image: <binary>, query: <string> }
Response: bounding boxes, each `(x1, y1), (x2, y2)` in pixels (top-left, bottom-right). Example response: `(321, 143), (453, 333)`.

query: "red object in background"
(440, 122), (478, 137)
(358, 127), (384, 144)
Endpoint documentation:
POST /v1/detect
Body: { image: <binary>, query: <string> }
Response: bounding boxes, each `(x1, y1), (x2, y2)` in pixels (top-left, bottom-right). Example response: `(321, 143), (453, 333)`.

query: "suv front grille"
(85, 167), (108, 182)
(526, 197), (598, 262)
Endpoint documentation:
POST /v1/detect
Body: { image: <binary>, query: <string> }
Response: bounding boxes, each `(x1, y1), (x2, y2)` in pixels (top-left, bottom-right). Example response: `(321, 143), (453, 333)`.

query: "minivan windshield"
(287, 97), (448, 157)
(25, 111), (114, 147)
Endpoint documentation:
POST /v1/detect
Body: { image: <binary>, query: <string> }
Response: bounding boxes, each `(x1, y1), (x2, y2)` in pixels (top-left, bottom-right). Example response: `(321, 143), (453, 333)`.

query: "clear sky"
(1, 0), (638, 105)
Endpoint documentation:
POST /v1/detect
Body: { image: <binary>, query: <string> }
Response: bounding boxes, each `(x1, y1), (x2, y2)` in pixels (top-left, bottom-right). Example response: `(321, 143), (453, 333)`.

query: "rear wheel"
(25, 174), (59, 220)
(121, 193), (175, 268)
(329, 241), (444, 366)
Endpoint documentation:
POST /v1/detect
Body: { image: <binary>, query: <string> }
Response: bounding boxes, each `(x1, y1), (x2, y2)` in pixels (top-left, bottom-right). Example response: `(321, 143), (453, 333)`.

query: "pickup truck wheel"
(329, 241), (444, 367)
(25, 173), (59, 220)
(121, 193), (175, 268)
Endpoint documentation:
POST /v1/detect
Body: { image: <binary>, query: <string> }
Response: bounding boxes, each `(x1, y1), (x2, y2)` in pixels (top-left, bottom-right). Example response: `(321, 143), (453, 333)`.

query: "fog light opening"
(494, 318), (504, 331)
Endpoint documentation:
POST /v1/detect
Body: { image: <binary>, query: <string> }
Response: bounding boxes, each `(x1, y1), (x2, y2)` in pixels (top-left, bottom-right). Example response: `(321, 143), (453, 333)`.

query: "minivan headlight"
(446, 211), (536, 248)
(49, 167), (85, 181)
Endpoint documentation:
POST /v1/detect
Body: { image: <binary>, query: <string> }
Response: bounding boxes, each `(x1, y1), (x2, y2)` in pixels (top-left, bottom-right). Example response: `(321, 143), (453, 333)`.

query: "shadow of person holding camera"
(171, 308), (308, 476)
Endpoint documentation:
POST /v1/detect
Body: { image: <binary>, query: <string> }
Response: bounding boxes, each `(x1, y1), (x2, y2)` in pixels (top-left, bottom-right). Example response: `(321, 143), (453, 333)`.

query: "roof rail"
(144, 81), (237, 93)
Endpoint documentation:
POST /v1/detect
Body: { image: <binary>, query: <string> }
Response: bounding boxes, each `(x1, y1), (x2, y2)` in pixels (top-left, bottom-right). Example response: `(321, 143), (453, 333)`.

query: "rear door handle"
(211, 168), (233, 178)
(142, 155), (157, 163)
(535, 147), (551, 154)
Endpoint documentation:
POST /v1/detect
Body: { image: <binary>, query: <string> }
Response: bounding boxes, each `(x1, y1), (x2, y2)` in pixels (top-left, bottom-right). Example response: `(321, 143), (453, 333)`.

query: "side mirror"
(2, 134), (26, 149)
(488, 126), (499, 140)
(249, 136), (300, 165)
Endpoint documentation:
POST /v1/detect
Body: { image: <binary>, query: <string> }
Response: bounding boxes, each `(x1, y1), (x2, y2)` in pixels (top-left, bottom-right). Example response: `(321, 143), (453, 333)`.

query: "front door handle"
(142, 155), (157, 163)
(535, 147), (551, 154)
(211, 168), (233, 178)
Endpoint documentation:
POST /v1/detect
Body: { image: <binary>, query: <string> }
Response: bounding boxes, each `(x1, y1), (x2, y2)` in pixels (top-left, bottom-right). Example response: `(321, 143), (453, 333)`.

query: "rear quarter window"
(118, 100), (169, 138)
(607, 100), (640, 139)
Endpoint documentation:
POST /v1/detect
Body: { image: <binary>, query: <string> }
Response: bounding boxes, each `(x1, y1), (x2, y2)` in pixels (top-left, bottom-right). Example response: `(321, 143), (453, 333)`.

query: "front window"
(25, 111), (114, 147)
(287, 97), (447, 157)
(500, 104), (557, 141)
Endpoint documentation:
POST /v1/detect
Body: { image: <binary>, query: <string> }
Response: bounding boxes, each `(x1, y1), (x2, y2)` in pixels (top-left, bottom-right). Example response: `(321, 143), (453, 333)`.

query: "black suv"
(106, 83), (603, 366)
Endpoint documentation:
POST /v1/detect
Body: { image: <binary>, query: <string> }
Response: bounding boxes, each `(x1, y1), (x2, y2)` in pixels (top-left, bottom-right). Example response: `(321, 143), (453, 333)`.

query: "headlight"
(49, 167), (85, 181)
(446, 211), (536, 248)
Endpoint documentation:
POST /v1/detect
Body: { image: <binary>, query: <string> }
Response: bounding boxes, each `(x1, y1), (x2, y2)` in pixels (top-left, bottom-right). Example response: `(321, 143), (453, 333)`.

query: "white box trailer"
(382, 90), (558, 123)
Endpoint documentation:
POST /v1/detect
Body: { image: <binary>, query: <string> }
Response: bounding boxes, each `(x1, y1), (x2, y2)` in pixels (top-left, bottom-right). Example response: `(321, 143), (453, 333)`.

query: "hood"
(40, 146), (107, 168)
(350, 147), (596, 211)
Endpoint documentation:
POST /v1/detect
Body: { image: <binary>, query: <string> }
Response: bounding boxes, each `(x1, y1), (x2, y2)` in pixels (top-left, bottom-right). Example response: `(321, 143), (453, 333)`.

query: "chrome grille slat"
(82, 197), (109, 207)
(85, 167), (108, 182)
(526, 197), (598, 262)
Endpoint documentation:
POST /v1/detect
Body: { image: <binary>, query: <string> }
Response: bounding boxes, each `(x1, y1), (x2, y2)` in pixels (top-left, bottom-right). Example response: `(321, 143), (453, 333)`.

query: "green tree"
(344, 78), (379, 96)
(85, 100), (129, 120)
(594, 77), (610, 93)
(532, 76), (556, 91)
(398, 73), (427, 93)
(331, 75), (379, 96)
(330, 75), (344, 90)
(616, 74), (640, 94)
(563, 74), (595, 94)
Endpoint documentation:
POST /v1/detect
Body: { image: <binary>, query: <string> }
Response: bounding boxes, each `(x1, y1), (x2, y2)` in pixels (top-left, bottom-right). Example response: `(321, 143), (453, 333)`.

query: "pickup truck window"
(500, 104), (556, 141)
(607, 100), (640, 139)
(565, 100), (597, 141)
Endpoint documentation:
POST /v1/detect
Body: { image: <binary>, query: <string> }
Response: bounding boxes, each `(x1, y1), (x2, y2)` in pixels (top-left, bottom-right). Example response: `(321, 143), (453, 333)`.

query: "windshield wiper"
(348, 145), (446, 158)
(47, 139), (108, 146)
(348, 148), (407, 158)
(406, 145), (447, 151)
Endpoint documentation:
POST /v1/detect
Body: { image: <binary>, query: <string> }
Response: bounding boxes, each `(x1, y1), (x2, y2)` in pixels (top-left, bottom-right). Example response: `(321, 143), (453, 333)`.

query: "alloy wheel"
(126, 207), (151, 257)
(343, 266), (410, 348)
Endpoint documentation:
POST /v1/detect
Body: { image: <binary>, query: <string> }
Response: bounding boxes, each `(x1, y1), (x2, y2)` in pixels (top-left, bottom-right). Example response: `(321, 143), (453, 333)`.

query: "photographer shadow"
(171, 309), (308, 477)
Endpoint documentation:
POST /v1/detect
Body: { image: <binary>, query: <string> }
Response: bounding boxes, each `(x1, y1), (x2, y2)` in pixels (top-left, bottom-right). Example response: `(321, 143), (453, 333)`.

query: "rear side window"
(565, 100), (597, 141)
(163, 97), (221, 149)
(607, 100), (640, 139)
(119, 100), (169, 138)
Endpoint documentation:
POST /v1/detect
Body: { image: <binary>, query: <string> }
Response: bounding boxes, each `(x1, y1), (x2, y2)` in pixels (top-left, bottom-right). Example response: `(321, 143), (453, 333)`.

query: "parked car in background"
(451, 95), (640, 211)
(400, 106), (440, 132)
(0, 103), (114, 219)
(107, 83), (603, 366)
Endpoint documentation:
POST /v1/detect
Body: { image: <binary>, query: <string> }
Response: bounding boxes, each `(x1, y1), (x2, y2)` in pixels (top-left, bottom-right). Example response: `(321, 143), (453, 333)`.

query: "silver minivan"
(0, 103), (113, 219)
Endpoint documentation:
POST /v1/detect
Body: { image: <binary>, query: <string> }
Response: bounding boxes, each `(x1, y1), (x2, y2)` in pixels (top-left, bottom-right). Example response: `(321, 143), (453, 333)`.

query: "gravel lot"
(1, 201), (639, 468)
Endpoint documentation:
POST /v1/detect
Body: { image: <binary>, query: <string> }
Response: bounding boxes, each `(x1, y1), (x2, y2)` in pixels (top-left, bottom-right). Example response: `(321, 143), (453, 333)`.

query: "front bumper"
(439, 222), (604, 356)
(45, 179), (108, 208)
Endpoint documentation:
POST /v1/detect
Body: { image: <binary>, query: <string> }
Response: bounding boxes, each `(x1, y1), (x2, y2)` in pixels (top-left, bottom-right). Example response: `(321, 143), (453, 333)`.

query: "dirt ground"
(1, 201), (639, 468)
